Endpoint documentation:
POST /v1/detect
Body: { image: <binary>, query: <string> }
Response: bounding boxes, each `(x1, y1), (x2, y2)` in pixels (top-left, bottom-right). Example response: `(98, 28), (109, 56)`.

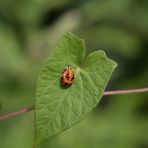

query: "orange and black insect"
(61, 66), (75, 87)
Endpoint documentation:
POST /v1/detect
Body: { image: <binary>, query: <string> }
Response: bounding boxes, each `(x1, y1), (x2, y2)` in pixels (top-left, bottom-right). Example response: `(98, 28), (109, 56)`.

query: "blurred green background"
(0, 0), (148, 148)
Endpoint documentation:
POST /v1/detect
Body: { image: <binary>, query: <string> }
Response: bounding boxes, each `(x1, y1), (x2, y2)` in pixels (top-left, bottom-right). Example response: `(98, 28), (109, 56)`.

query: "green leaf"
(35, 32), (117, 145)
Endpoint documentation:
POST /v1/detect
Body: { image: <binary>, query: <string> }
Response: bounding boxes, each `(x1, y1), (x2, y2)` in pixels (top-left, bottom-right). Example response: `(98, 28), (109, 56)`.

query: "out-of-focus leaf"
(78, 25), (142, 58)
(0, 0), (72, 26)
(0, 24), (24, 75)
(0, 101), (2, 112)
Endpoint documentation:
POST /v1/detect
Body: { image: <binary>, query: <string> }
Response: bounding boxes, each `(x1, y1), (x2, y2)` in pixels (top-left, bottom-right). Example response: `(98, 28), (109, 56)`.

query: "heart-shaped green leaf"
(35, 32), (117, 145)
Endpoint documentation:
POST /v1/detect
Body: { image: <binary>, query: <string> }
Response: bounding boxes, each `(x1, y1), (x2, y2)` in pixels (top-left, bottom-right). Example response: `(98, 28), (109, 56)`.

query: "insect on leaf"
(35, 32), (117, 145)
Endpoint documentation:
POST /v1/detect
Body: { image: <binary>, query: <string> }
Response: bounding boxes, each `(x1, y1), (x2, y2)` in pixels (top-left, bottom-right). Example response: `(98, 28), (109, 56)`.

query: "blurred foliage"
(0, 0), (148, 148)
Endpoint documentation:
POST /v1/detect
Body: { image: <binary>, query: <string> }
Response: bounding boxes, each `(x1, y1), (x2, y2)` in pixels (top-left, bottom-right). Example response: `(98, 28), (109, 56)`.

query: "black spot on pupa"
(66, 75), (69, 80)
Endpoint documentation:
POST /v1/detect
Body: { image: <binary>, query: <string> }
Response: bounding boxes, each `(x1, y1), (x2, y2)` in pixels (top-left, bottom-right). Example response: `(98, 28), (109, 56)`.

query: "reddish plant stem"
(0, 88), (148, 121)
(103, 87), (148, 96)
(0, 106), (34, 121)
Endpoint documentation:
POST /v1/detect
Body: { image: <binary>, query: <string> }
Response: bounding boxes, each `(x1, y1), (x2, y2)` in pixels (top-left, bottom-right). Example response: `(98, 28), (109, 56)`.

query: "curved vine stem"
(0, 88), (148, 121)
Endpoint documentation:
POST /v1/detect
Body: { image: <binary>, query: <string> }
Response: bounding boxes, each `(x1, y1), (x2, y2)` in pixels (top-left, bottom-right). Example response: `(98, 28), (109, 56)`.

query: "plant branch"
(0, 87), (148, 121)
(103, 87), (148, 96)
(0, 106), (34, 121)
